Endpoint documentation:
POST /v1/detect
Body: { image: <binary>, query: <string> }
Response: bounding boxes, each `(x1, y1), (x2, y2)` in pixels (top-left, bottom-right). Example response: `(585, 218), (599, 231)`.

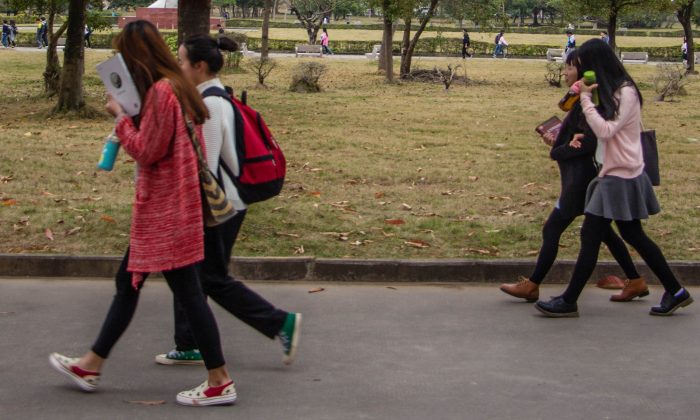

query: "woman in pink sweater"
(535, 39), (693, 318)
(49, 20), (237, 407)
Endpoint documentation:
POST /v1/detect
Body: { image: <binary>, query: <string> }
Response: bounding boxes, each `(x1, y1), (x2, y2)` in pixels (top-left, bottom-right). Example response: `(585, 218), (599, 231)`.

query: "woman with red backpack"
(150, 33), (302, 367)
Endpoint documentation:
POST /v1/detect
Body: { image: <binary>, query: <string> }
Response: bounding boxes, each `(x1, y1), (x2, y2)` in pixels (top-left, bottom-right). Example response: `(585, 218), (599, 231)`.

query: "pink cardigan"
(580, 85), (644, 179)
(115, 80), (205, 281)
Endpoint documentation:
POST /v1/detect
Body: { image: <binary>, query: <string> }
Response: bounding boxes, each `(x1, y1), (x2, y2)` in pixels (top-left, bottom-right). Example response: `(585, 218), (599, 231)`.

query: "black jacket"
(549, 101), (598, 218)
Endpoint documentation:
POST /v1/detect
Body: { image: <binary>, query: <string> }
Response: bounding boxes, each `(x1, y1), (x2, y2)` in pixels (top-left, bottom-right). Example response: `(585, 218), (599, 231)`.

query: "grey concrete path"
(0, 278), (697, 419)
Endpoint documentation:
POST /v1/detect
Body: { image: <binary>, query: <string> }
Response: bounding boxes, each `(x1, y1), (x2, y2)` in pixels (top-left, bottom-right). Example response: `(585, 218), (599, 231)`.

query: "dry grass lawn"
(1, 49), (699, 262)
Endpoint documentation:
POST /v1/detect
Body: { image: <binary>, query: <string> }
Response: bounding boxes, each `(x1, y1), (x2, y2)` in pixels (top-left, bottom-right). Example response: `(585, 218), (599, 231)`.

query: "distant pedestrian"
(217, 24), (224, 35)
(563, 29), (576, 60)
(600, 31), (609, 44)
(40, 17), (48, 47)
(461, 29), (472, 59)
(35, 18), (44, 48)
(1, 20), (9, 48)
(320, 28), (333, 55)
(84, 24), (92, 48)
(9, 19), (17, 48)
(681, 37), (688, 68)
(493, 31), (506, 58)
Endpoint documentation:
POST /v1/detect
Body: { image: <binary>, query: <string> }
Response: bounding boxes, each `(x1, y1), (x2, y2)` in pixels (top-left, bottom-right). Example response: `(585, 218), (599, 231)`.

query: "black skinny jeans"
(529, 208), (640, 284)
(174, 211), (288, 351)
(92, 248), (226, 370)
(562, 214), (683, 303)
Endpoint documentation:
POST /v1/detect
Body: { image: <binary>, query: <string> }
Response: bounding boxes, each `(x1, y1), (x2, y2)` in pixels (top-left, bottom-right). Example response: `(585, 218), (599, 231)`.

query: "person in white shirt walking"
(157, 34), (302, 367)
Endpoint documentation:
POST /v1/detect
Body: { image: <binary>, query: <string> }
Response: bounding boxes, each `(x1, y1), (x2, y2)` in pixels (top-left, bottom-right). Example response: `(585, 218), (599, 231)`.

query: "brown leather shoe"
(500, 276), (539, 302)
(610, 278), (650, 302)
(596, 275), (625, 289)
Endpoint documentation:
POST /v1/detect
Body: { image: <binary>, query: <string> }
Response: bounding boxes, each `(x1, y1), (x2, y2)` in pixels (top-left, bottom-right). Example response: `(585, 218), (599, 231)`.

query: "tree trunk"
(400, 17), (411, 73)
(178, 0), (211, 45)
(607, 9), (618, 53)
(677, 1), (696, 73)
(261, 0), (271, 58)
(55, 0), (87, 113)
(44, 11), (67, 96)
(532, 8), (539, 26)
(400, 0), (438, 79)
(380, 14), (393, 82)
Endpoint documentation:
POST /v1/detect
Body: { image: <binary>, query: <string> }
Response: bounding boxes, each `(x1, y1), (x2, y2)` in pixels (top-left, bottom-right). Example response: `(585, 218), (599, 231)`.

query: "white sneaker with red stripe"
(176, 380), (237, 406)
(49, 353), (100, 392)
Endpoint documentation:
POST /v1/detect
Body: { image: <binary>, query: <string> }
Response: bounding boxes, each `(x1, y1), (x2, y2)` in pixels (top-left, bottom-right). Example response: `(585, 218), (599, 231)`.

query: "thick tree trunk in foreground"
(55, 0), (87, 112)
(379, 13), (393, 81)
(178, 0), (211, 45)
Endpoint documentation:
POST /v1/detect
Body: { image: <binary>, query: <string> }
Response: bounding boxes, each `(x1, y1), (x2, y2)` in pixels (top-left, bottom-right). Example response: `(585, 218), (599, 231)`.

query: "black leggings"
(529, 208), (640, 284)
(174, 211), (287, 350)
(562, 214), (682, 303)
(91, 248), (226, 370)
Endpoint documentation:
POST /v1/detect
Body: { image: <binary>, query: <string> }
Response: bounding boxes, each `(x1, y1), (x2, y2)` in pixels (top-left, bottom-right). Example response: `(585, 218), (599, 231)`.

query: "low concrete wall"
(2, 254), (700, 285)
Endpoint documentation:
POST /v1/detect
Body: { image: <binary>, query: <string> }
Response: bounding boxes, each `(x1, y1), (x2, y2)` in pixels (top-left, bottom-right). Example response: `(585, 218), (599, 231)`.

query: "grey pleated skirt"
(584, 173), (660, 221)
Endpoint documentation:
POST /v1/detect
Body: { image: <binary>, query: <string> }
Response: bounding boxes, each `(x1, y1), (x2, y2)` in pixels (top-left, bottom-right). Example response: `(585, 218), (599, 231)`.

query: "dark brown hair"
(182, 34), (238, 74)
(112, 20), (208, 124)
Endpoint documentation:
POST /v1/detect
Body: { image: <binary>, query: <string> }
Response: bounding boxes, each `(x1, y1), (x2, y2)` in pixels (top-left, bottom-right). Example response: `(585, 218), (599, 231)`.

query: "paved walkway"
(0, 278), (697, 419)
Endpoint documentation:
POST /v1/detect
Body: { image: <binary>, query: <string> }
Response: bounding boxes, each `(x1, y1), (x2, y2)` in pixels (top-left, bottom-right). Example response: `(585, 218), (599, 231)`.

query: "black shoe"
(535, 296), (579, 318)
(650, 289), (693, 316)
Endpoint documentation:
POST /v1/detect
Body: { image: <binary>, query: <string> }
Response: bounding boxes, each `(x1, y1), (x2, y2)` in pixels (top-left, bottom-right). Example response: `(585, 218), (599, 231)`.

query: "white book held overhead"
(96, 53), (141, 117)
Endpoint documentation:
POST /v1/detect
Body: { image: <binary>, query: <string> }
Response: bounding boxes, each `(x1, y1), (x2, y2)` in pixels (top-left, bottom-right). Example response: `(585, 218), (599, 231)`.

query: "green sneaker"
(155, 349), (204, 366)
(278, 313), (302, 365)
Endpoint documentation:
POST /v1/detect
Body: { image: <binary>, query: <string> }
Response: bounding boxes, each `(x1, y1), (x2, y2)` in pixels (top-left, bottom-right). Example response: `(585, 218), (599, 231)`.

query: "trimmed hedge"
(225, 18), (700, 38)
(12, 32), (684, 61)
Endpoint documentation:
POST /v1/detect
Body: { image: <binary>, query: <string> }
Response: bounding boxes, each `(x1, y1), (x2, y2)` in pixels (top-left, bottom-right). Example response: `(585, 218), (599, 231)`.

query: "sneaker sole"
(499, 286), (538, 303)
(610, 289), (650, 302)
(649, 296), (694, 316)
(283, 313), (302, 365)
(176, 392), (237, 406)
(534, 303), (579, 318)
(48, 354), (97, 392)
(155, 355), (205, 366)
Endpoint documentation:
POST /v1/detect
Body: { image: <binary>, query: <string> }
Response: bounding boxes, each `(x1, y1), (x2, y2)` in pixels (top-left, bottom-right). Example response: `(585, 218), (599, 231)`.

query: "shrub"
(652, 63), (696, 102)
(545, 62), (564, 87)
(246, 57), (277, 86)
(290, 62), (327, 93)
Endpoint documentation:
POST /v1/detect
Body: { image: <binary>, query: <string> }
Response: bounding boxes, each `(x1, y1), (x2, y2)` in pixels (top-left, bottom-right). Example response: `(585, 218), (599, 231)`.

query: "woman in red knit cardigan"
(49, 20), (237, 407)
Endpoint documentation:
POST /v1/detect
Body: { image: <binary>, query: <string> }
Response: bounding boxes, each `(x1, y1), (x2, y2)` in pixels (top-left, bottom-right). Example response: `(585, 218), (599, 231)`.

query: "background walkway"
(0, 278), (697, 419)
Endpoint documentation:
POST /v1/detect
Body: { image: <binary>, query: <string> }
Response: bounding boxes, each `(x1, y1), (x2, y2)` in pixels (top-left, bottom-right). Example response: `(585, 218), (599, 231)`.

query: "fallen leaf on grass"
(463, 248), (492, 255)
(468, 176), (479, 182)
(521, 182), (536, 189)
(0, 175), (13, 183)
(100, 215), (116, 223)
(293, 245), (305, 254)
(66, 227), (82, 236)
(374, 191), (385, 199)
(401, 203), (413, 211)
(125, 400), (166, 406)
(45, 228), (54, 241)
(275, 232), (301, 238)
(386, 286), (397, 290)
(384, 219), (405, 225)
(526, 250), (539, 256)
(308, 287), (325, 294)
(308, 191), (321, 198)
(404, 239), (430, 249)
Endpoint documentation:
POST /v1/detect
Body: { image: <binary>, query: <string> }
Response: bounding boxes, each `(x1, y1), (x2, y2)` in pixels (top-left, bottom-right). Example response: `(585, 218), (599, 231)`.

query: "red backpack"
(203, 87), (286, 204)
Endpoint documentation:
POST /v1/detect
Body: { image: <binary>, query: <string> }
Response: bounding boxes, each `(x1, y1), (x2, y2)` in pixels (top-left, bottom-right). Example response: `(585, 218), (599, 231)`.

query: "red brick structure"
(118, 7), (223, 30)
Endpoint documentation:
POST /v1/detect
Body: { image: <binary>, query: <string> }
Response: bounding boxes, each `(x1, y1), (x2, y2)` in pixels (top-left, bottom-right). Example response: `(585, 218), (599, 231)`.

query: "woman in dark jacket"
(500, 50), (645, 303)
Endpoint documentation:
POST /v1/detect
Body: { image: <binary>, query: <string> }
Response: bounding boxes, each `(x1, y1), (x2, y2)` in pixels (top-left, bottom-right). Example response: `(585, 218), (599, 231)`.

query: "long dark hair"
(182, 34), (238, 75)
(576, 38), (643, 120)
(112, 20), (208, 124)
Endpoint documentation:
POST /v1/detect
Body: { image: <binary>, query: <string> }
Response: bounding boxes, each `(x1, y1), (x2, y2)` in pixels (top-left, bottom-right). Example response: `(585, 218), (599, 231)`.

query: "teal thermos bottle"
(97, 130), (120, 171)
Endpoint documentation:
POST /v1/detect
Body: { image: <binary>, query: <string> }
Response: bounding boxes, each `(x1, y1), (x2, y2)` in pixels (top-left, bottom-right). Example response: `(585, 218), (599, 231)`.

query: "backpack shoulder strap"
(202, 86), (230, 101)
